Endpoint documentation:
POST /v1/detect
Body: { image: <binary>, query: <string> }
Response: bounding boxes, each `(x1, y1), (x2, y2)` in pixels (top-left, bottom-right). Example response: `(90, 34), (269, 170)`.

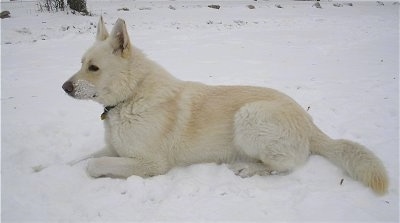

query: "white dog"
(63, 17), (388, 195)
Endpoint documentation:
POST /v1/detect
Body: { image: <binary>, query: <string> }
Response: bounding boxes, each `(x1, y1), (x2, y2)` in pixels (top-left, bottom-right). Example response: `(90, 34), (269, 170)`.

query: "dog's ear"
(109, 18), (131, 58)
(96, 16), (109, 41)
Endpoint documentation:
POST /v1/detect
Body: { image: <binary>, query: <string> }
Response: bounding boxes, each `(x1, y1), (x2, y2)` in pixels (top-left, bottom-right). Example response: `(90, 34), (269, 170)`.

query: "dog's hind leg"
(87, 156), (169, 178)
(228, 161), (280, 178)
(233, 101), (311, 174)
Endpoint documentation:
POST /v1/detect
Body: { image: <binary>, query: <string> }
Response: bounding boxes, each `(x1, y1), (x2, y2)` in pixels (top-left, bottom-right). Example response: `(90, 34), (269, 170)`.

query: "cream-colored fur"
(63, 17), (388, 195)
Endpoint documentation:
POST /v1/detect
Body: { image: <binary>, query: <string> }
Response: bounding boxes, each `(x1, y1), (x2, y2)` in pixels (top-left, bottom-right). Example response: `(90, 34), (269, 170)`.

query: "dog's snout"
(62, 81), (74, 94)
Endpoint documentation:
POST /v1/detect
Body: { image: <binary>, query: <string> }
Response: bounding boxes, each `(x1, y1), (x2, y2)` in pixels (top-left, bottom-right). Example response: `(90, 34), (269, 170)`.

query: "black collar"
(100, 105), (117, 120)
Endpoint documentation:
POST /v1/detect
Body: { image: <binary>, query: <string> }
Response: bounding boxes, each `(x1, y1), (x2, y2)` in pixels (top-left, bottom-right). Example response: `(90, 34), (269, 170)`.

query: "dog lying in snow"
(63, 17), (388, 195)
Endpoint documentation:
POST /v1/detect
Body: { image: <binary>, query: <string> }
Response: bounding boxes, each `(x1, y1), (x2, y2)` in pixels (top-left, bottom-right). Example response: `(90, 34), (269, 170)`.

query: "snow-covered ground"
(1, 0), (399, 222)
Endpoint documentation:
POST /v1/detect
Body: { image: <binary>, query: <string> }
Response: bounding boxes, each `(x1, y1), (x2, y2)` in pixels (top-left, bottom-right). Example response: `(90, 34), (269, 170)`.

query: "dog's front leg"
(87, 157), (168, 178)
(67, 147), (119, 166)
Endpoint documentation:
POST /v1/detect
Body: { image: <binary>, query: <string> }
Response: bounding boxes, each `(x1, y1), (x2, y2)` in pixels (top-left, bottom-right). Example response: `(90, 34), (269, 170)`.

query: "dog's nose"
(62, 81), (74, 94)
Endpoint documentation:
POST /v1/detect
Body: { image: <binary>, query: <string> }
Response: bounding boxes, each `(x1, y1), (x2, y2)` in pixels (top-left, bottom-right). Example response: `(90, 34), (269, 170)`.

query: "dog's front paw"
(87, 158), (106, 178)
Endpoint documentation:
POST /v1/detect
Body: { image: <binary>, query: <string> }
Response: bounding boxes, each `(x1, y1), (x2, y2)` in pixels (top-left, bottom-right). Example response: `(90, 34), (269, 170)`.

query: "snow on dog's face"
(62, 16), (132, 106)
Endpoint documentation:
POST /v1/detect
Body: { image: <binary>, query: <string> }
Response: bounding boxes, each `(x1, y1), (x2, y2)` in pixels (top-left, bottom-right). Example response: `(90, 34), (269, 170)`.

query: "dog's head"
(62, 17), (134, 106)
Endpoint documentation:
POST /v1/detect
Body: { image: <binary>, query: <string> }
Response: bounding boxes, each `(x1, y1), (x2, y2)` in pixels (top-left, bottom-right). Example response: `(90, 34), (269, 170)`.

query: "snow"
(1, 0), (399, 222)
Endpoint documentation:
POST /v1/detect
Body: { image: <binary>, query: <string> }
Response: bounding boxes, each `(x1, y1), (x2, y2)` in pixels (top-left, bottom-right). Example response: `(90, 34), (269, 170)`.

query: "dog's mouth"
(62, 80), (97, 99)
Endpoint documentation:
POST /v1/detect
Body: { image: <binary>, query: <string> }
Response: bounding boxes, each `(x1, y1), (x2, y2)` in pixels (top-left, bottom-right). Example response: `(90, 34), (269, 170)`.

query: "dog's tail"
(310, 128), (388, 195)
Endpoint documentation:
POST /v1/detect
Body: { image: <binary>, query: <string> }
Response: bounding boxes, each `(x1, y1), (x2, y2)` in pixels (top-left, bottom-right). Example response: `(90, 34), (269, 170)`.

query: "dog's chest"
(104, 106), (167, 157)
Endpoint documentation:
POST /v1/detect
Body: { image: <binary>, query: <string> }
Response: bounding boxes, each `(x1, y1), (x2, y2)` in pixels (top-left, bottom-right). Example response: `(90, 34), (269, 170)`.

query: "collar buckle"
(101, 105), (117, 120)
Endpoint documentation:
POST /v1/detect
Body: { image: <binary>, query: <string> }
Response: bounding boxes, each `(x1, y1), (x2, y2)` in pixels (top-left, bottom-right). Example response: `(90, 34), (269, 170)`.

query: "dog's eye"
(88, 65), (99, 72)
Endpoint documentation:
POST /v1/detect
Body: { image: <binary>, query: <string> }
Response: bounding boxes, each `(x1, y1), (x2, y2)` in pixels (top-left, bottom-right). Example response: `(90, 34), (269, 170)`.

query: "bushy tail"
(310, 129), (388, 195)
